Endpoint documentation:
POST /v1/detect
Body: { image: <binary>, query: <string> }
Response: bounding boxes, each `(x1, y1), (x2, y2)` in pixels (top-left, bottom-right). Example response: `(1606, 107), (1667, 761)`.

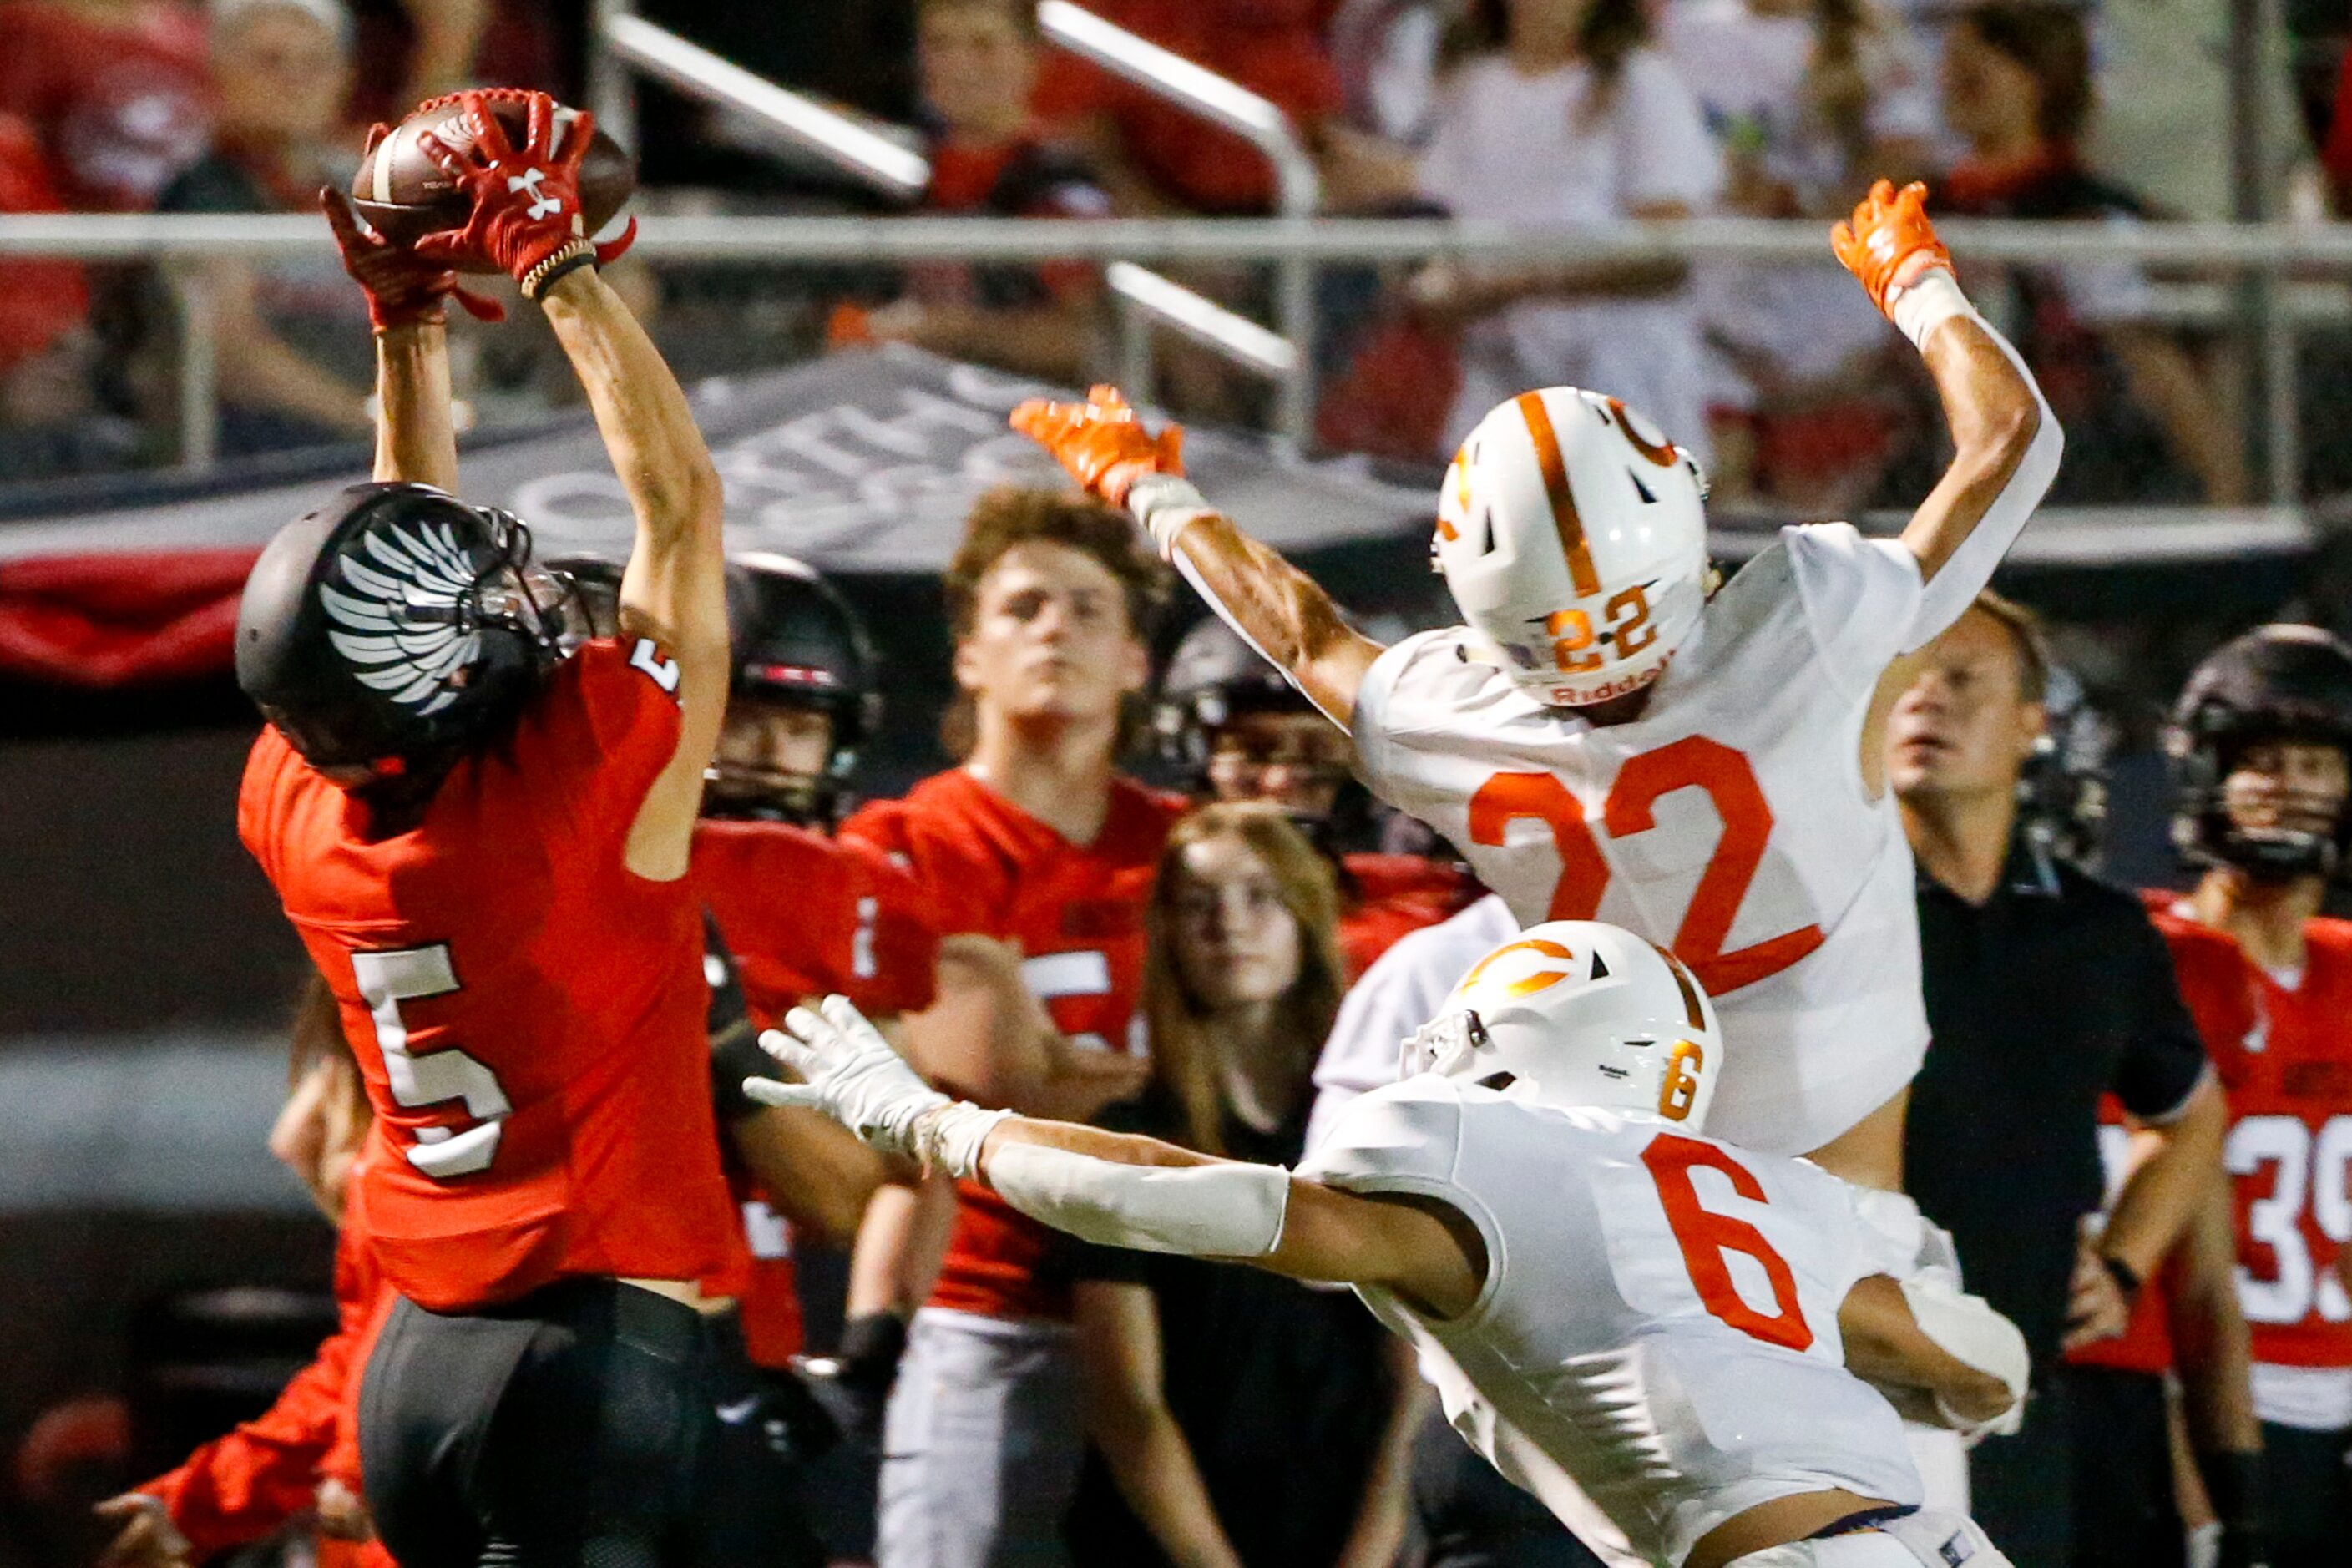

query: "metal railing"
(1037, 0), (1322, 445)
(3, 210), (2344, 497)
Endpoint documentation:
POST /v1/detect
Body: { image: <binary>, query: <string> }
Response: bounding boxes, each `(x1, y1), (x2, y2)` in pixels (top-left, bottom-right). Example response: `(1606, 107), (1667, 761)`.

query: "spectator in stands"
(1404, 0), (1722, 454)
(157, 0), (374, 455)
(1663, 0), (1928, 509)
(2086, 0), (2305, 223)
(0, 110), (139, 481)
(1066, 802), (1417, 1568)
(1892, 592), (2228, 1568)
(838, 0), (1108, 384)
(1034, 0), (1345, 217)
(0, 0), (210, 212)
(1936, 0), (2248, 505)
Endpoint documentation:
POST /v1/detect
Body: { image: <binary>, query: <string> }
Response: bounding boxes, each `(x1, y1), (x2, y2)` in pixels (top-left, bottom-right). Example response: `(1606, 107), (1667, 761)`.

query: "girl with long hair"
(1065, 804), (1417, 1568)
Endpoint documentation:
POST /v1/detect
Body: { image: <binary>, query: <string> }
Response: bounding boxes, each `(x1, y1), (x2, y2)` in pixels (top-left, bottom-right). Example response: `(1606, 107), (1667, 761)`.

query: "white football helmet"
(1434, 387), (1710, 707)
(1404, 920), (1723, 1130)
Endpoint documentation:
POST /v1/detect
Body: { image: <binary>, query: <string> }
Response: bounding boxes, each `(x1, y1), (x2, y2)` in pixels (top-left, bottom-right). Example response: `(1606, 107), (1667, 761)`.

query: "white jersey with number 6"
(1301, 1075), (1920, 1567)
(1351, 524), (1930, 1155)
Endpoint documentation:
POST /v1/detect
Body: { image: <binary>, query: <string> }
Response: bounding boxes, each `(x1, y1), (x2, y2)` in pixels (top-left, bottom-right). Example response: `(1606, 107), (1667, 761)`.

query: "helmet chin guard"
(1434, 388), (1710, 710)
(1407, 921), (1723, 1131)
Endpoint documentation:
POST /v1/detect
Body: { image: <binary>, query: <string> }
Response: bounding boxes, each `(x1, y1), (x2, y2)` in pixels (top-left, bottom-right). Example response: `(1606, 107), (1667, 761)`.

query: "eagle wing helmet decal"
(320, 519), (487, 716)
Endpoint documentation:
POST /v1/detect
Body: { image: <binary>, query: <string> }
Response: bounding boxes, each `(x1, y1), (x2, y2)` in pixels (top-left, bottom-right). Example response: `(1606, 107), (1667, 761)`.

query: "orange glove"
(1009, 384), (1184, 508)
(1832, 179), (1953, 319)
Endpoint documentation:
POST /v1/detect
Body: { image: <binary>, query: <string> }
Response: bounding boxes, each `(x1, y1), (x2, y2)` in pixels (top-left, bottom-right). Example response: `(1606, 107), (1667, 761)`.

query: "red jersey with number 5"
(843, 767), (1181, 1322)
(239, 637), (745, 1312)
(2146, 898), (2352, 1370)
(1300, 1076), (1920, 1567)
(1351, 525), (1935, 1158)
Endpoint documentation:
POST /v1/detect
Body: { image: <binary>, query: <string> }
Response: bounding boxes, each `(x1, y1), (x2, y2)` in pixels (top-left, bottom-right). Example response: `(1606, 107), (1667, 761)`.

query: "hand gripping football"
(352, 92), (635, 273)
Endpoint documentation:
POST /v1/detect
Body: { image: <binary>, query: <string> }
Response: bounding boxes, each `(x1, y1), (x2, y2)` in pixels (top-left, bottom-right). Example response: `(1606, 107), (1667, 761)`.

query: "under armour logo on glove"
(506, 166), (564, 220)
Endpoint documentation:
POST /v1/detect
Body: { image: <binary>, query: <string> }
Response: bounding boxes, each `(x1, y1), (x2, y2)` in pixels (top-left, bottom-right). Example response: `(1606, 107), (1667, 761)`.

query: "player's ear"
(951, 634), (984, 695)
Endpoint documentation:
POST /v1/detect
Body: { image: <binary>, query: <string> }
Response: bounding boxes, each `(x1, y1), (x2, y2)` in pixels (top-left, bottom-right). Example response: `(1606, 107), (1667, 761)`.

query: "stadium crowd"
(5, 8), (2352, 1568)
(3, 0), (2352, 493)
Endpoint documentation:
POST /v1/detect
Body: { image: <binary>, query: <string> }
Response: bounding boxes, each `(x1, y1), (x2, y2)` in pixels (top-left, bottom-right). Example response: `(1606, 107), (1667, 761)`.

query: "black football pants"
(359, 1277), (822, 1568)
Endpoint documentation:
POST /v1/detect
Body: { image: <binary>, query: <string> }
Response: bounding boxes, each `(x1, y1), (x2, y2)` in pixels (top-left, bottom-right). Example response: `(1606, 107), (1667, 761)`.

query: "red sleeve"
(237, 726), (296, 885)
(137, 1223), (380, 1559)
(510, 636), (685, 849)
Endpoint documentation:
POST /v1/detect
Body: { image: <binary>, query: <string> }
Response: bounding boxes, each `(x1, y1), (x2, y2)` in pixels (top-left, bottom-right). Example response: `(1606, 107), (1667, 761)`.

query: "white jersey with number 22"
(1351, 524), (1932, 1155)
(1301, 1075), (1921, 1568)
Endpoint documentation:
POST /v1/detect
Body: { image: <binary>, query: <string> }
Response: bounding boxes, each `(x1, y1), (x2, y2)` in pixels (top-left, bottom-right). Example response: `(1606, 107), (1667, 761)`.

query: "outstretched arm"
(1013, 387), (1386, 727)
(413, 90), (721, 881)
(320, 170), (499, 492)
(1834, 180), (2061, 647)
(747, 996), (1480, 1314)
(539, 269), (727, 880)
(1838, 1272), (2027, 1438)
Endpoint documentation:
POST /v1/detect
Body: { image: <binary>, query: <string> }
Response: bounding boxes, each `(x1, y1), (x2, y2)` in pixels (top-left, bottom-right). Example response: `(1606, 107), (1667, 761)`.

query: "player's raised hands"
(751, 996), (1009, 1177)
(1010, 384), (1185, 508)
(413, 90), (599, 298)
(320, 164), (504, 332)
(1832, 179), (1953, 320)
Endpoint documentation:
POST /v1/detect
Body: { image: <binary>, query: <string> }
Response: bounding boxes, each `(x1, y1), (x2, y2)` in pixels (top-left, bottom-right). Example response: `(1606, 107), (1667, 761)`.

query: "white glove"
(749, 994), (1008, 1178)
(1899, 1275), (2030, 1444)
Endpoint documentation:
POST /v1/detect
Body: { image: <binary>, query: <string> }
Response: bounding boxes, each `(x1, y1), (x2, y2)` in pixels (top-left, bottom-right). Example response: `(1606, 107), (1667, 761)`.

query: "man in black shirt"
(1889, 592), (2226, 1568)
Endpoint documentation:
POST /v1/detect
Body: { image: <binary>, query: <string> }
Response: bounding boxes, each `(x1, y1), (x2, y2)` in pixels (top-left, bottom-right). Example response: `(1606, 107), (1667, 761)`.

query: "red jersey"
(1338, 853), (1479, 980)
(139, 1206), (391, 1557)
(239, 638), (744, 1312)
(2147, 896), (2352, 1370)
(843, 768), (1182, 1321)
(2066, 1090), (2177, 1375)
(692, 818), (943, 1365)
(0, 1), (209, 211)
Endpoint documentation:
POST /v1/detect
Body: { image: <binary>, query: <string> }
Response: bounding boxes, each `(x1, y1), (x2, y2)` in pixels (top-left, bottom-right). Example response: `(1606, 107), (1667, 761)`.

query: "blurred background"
(2, 0), (2349, 1563)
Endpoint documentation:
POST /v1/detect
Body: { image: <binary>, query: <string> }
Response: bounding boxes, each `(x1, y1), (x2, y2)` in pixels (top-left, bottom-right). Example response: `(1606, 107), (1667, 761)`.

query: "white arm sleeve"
(985, 1140), (1292, 1257)
(1898, 1276), (2031, 1440)
(1899, 285), (2065, 651)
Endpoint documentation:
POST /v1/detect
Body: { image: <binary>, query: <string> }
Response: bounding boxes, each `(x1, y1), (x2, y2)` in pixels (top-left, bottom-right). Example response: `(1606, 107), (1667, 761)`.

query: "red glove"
(1832, 179), (1953, 320)
(1009, 384), (1184, 508)
(321, 152), (503, 333)
(414, 90), (598, 299)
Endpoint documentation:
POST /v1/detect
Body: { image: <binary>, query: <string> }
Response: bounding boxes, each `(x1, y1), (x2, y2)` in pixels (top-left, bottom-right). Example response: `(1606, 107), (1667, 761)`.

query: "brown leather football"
(352, 95), (635, 273)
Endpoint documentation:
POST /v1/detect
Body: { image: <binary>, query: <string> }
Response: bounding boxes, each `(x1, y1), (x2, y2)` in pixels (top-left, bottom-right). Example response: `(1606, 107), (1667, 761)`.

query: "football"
(352, 95), (635, 272)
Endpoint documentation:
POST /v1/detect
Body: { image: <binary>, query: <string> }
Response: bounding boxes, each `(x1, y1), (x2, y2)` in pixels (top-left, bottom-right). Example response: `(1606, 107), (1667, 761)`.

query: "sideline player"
(235, 91), (746, 1568)
(751, 923), (2033, 1568)
(1009, 179), (2061, 1198)
(1156, 615), (1481, 975)
(2150, 625), (2352, 1568)
(838, 487), (1177, 1568)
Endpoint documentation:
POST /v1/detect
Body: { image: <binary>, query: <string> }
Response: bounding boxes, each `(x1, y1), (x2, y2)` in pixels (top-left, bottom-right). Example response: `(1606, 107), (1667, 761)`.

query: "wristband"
(522, 239), (598, 302)
(1125, 473), (1212, 559)
(1888, 268), (1979, 354)
(909, 1100), (1012, 1180)
(836, 1310), (908, 1385)
(2100, 1253), (2143, 1305)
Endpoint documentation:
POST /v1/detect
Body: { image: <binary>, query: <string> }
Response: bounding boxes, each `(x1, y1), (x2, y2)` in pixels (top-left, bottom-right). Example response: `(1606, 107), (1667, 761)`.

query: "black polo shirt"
(1904, 836), (2210, 1367)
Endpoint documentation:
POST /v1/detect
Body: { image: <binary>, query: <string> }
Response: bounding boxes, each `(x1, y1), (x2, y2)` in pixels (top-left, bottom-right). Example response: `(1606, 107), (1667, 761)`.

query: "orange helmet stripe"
(1647, 941), (1707, 1029)
(1461, 937), (1580, 999)
(1515, 392), (1601, 598)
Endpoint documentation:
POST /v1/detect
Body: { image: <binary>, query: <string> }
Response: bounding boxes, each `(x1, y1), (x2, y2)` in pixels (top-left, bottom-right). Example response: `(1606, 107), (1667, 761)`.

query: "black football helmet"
(2167, 624), (2352, 880)
(235, 483), (572, 772)
(1154, 617), (1316, 776)
(704, 554), (881, 825)
(2016, 664), (2113, 871)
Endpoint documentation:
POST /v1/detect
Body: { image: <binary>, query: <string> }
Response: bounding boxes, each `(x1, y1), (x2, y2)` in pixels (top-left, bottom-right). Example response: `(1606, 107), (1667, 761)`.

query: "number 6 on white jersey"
(352, 945), (512, 1179)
